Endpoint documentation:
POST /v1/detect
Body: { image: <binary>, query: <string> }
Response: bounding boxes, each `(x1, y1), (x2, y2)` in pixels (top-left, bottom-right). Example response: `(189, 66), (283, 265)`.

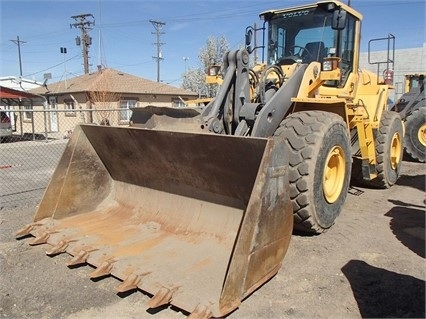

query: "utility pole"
(253, 22), (258, 64)
(10, 36), (26, 77)
(70, 13), (95, 74)
(183, 56), (189, 72)
(60, 47), (68, 89)
(150, 20), (166, 82)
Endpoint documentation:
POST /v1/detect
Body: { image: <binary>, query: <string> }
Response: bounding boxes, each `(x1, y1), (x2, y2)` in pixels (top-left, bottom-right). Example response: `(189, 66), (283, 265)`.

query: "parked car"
(1, 111), (12, 139)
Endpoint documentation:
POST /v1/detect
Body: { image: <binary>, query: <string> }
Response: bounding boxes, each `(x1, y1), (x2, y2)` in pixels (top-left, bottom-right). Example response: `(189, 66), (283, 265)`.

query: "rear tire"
(363, 111), (403, 188)
(404, 105), (425, 163)
(274, 111), (351, 234)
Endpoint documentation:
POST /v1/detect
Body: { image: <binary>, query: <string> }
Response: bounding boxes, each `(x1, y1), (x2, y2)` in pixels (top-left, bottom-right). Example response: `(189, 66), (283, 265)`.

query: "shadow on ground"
(396, 173), (426, 192)
(0, 133), (52, 144)
(342, 260), (425, 318)
(385, 202), (425, 258)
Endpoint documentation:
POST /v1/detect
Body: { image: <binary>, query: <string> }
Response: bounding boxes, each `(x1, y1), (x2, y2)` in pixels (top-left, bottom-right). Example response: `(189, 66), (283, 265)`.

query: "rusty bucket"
(17, 124), (293, 318)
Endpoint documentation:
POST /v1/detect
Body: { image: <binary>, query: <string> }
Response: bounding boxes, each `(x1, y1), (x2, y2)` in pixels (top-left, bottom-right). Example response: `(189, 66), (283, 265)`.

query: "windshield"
(267, 6), (337, 65)
(408, 77), (422, 90)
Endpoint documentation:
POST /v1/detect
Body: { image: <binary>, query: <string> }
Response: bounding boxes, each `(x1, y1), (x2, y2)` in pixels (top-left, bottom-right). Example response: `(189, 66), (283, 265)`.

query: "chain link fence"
(0, 108), (128, 209)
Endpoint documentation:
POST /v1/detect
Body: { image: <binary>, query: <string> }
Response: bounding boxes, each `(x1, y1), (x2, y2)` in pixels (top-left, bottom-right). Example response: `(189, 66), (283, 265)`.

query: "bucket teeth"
(188, 304), (212, 319)
(115, 273), (141, 293)
(46, 240), (70, 256)
(28, 232), (50, 245)
(147, 287), (177, 308)
(90, 260), (114, 278)
(15, 224), (35, 238)
(15, 222), (45, 238)
(67, 250), (90, 267)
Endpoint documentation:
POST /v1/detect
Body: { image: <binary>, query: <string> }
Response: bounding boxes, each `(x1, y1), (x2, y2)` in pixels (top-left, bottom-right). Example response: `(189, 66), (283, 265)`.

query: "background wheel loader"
(16, 1), (403, 318)
(390, 73), (425, 163)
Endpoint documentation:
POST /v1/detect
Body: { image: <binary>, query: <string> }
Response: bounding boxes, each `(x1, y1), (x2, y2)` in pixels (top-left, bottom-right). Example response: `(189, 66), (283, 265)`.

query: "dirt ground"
(0, 159), (424, 319)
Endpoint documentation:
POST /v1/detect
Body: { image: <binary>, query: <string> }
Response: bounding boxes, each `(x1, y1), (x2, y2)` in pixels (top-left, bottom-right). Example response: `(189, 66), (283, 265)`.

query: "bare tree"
(88, 70), (121, 125)
(182, 36), (230, 98)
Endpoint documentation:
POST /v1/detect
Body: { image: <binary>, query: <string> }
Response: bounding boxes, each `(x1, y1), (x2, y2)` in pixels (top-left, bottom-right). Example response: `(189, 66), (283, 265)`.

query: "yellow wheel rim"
(323, 146), (346, 204)
(390, 131), (402, 170)
(419, 123), (426, 147)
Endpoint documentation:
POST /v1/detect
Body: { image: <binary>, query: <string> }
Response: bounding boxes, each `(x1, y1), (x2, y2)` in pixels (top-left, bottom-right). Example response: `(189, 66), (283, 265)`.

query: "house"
(0, 85), (45, 136)
(9, 68), (198, 138)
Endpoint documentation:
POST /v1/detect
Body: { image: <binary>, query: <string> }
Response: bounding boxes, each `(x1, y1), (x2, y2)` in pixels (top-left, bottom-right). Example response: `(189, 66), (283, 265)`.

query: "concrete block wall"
(359, 43), (426, 101)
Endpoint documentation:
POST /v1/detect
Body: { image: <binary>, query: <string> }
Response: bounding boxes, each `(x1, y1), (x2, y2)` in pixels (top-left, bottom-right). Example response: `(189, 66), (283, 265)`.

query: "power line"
(23, 54), (80, 78)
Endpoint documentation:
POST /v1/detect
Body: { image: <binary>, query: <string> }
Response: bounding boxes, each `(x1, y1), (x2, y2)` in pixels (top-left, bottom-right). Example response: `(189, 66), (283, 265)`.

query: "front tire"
(274, 111), (351, 234)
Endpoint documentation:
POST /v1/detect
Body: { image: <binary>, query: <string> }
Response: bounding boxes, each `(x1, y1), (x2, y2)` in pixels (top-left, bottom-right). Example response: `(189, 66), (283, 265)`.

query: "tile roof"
(29, 68), (198, 97)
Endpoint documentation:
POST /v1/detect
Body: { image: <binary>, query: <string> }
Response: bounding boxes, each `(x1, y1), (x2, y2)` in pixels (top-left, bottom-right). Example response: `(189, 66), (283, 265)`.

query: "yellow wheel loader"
(16, 1), (403, 318)
(391, 73), (425, 162)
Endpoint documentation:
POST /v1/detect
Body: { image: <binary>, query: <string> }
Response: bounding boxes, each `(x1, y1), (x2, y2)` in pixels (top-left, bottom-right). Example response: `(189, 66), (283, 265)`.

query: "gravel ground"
(0, 159), (424, 319)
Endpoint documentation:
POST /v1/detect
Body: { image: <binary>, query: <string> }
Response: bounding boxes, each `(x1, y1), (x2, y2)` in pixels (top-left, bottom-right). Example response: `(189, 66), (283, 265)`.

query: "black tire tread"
(404, 105), (425, 163)
(364, 111), (403, 189)
(274, 111), (350, 234)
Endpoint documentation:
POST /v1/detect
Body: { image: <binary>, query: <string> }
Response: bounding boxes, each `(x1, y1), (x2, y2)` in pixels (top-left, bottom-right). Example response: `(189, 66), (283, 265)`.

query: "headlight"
(322, 60), (333, 71)
(208, 65), (221, 76)
(322, 57), (340, 71)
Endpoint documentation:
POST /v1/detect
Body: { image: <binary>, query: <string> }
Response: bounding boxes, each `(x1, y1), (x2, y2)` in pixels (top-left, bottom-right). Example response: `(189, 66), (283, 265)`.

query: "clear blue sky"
(1, 0), (425, 87)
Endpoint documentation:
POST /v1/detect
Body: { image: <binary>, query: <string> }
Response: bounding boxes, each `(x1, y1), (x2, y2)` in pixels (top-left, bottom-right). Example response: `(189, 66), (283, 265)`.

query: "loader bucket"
(16, 124), (293, 318)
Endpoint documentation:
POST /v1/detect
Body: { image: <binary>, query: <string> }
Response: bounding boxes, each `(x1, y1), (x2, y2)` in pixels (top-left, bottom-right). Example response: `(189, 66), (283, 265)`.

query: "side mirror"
(245, 29), (253, 46)
(332, 8), (347, 30)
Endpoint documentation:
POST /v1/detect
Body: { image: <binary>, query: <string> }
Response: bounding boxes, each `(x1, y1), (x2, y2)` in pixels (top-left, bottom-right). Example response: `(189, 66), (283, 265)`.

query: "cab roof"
(260, 0), (363, 21)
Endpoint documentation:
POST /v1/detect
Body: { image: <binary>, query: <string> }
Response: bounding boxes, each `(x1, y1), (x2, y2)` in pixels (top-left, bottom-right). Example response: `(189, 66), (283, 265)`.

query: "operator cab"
(247, 1), (361, 87)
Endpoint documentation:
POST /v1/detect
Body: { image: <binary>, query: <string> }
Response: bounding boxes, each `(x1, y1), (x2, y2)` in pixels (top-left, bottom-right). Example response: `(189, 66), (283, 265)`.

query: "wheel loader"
(390, 73), (425, 162)
(16, 1), (403, 318)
